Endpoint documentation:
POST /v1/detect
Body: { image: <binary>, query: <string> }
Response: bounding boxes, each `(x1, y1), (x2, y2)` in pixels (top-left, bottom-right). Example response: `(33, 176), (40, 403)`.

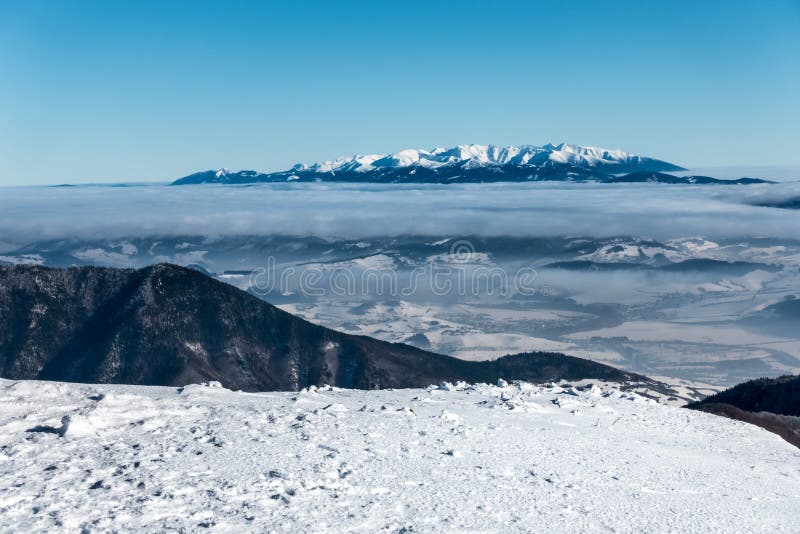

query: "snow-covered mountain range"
(176, 142), (774, 185)
(290, 143), (679, 174)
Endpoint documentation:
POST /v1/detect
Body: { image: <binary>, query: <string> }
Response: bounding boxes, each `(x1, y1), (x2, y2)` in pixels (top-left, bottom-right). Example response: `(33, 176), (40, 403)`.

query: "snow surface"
(1, 379), (798, 532)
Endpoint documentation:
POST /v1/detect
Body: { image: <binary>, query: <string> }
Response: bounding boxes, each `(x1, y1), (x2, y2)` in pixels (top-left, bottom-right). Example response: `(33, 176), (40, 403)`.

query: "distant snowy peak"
(295, 143), (681, 174)
(174, 143), (767, 185)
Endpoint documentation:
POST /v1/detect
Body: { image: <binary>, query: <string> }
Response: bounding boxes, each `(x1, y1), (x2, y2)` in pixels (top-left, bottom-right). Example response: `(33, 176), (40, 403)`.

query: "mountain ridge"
(0, 263), (644, 391)
(174, 142), (779, 185)
(289, 143), (684, 174)
(171, 143), (773, 185)
(688, 375), (800, 417)
(687, 375), (800, 448)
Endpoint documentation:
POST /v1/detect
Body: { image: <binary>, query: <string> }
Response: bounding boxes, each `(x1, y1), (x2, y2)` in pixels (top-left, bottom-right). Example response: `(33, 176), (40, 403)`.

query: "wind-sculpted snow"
(1, 378), (798, 532)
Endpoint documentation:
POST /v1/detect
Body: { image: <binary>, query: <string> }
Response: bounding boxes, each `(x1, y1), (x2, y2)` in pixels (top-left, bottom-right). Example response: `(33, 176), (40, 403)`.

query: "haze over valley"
(3, 152), (799, 387)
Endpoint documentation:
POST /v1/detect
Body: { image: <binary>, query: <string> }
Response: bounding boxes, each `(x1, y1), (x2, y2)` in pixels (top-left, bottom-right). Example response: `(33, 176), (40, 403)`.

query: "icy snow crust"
(1, 379), (798, 532)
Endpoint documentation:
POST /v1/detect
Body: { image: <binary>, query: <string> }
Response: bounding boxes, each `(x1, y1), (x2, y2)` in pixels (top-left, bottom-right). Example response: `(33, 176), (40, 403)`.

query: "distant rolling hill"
(607, 171), (770, 185)
(544, 258), (781, 274)
(751, 197), (800, 209)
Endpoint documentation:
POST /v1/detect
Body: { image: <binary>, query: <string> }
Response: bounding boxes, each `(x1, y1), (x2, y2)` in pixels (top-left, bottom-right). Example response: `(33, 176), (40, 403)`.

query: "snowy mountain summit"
(3, 378), (797, 531)
(172, 143), (773, 185)
(291, 142), (674, 174)
(176, 142), (768, 185)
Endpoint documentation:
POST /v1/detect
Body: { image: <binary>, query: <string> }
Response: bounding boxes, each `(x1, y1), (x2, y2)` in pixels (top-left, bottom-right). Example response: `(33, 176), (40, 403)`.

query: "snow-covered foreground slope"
(1, 379), (798, 532)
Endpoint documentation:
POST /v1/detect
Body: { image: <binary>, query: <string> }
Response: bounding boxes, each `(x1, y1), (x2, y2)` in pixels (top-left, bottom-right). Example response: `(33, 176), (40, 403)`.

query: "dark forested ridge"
(0, 264), (641, 391)
(688, 375), (800, 417)
(687, 375), (800, 448)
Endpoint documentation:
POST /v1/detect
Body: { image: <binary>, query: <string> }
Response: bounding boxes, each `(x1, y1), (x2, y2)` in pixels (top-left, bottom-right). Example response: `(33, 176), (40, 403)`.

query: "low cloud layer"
(1, 182), (799, 245)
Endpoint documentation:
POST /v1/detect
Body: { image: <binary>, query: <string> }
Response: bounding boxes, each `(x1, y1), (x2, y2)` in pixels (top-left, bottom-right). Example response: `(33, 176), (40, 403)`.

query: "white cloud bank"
(1, 181), (799, 244)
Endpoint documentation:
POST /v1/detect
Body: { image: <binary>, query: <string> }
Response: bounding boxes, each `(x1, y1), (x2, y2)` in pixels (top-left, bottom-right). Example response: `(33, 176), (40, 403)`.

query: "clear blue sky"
(1, 0), (799, 185)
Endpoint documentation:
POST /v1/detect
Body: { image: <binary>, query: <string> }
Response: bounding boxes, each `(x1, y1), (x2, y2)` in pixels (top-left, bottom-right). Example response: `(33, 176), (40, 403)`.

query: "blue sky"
(1, 0), (799, 185)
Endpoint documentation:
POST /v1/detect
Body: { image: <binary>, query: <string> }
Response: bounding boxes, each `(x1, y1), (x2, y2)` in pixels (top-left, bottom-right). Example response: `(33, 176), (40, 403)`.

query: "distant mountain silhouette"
(751, 197), (800, 210)
(688, 375), (800, 416)
(0, 264), (641, 391)
(544, 258), (780, 274)
(172, 143), (769, 186)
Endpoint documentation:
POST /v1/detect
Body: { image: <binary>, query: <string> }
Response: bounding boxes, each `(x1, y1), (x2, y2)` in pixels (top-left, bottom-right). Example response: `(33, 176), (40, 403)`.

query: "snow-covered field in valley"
(1, 378), (798, 533)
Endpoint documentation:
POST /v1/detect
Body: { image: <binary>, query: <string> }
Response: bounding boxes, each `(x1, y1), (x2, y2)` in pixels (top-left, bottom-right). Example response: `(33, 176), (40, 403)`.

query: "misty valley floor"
(3, 182), (800, 386)
(1, 379), (798, 532)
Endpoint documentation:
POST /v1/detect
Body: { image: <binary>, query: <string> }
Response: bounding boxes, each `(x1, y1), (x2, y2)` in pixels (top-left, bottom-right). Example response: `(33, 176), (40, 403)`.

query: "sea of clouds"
(1, 181), (799, 246)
